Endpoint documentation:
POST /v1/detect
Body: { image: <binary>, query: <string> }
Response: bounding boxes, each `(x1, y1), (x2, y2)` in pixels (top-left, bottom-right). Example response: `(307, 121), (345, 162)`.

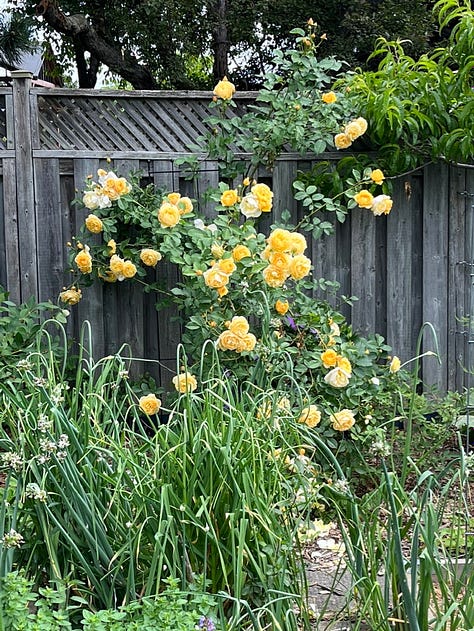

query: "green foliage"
(340, 0), (474, 171)
(0, 286), (67, 381)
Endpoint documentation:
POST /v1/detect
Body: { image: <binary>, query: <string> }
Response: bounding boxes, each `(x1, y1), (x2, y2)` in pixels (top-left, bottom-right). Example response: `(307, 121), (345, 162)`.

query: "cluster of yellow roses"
(83, 170), (132, 211)
(239, 182), (274, 219)
(157, 193), (193, 229)
(262, 228), (311, 288)
(216, 316), (257, 353)
(298, 404), (356, 432)
(334, 117), (368, 150)
(320, 348), (352, 388)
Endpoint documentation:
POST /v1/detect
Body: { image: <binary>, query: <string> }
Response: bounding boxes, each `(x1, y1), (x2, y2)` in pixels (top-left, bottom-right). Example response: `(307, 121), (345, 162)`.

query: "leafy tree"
(5, 0), (440, 88)
(0, 12), (37, 69)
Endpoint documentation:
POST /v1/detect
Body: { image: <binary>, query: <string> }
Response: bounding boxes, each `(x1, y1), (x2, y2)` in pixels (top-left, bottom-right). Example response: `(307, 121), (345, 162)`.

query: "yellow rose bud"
(390, 356), (401, 373)
(213, 76), (236, 100)
(275, 299), (289, 315)
(211, 243), (225, 259)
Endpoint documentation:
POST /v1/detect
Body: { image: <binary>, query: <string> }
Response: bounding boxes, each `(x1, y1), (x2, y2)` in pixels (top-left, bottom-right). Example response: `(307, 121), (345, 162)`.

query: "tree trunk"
(212, 0), (228, 80)
(35, 0), (159, 89)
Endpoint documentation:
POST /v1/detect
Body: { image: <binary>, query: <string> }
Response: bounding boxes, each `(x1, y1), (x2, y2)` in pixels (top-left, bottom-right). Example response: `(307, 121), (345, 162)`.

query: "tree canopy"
(2, 0), (440, 89)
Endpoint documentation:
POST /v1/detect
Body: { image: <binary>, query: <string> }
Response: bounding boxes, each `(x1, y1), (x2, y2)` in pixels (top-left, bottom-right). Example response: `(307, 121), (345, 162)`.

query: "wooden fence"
(1, 72), (474, 392)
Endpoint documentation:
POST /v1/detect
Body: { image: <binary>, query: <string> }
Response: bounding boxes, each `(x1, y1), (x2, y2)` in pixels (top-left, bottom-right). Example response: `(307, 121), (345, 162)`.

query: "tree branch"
(35, 0), (158, 89)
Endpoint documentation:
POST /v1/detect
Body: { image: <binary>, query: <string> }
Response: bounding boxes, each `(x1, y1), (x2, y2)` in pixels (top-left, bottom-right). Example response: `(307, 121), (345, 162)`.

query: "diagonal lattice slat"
(36, 93), (254, 153)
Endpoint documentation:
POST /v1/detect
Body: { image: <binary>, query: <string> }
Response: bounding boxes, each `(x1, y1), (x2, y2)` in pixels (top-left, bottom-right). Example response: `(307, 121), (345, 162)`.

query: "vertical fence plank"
(73, 158), (105, 362)
(2, 158), (20, 303)
(0, 170), (5, 289)
(464, 170), (474, 394)
(448, 166), (468, 392)
(350, 208), (376, 336)
(272, 160), (297, 223)
(422, 163), (449, 391)
(12, 73), (38, 301)
(386, 175), (419, 365)
(34, 158), (63, 302)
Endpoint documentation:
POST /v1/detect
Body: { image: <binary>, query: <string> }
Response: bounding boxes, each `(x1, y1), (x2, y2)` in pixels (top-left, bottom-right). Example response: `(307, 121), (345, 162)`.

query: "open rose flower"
(139, 393), (161, 415)
(330, 409), (356, 432)
(324, 367), (351, 388)
(173, 372), (198, 393)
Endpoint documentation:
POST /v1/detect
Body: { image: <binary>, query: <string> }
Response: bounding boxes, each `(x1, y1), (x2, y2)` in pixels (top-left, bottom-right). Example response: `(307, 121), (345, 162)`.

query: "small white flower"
(1, 529), (24, 548)
(370, 377), (380, 386)
(207, 223), (218, 233)
(194, 218), (206, 230)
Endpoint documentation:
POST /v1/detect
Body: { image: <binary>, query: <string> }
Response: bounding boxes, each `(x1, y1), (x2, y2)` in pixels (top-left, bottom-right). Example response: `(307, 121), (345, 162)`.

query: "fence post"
(11, 71), (38, 301)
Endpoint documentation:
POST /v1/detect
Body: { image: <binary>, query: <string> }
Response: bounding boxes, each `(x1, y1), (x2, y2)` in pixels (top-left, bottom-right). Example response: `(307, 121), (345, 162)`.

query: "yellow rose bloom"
(331, 409), (356, 432)
(267, 228), (292, 252)
(217, 257), (236, 275)
(232, 244), (251, 261)
(322, 91), (337, 104)
(324, 367), (351, 388)
(321, 349), (338, 368)
(110, 254), (124, 276)
(167, 192), (181, 205)
(139, 393), (161, 415)
(370, 169), (385, 185)
(275, 299), (289, 315)
(172, 372), (198, 393)
(59, 287), (82, 305)
(269, 251), (292, 270)
(217, 330), (241, 351)
(74, 248), (93, 274)
(177, 196), (193, 215)
(122, 260), (137, 278)
(241, 333), (257, 352)
(140, 248), (162, 267)
(113, 177), (131, 196)
(354, 190), (374, 209)
(289, 254), (311, 280)
(213, 76), (236, 100)
(251, 183), (273, 212)
(371, 195), (393, 216)
(203, 267), (229, 289)
(227, 316), (250, 336)
(289, 232), (307, 255)
(336, 356), (352, 374)
(220, 189), (239, 207)
(217, 285), (229, 298)
(263, 264), (289, 288)
(85, 213), (103, 234)
(334, 133), (352, 150)
(158, 202), (181, 228)
(345, 117), (368, 141)
(390, 356), (401, 373)
(298, 405), (322, 428)
(101, 270), (118, 283)
(107, 239), (116, 255)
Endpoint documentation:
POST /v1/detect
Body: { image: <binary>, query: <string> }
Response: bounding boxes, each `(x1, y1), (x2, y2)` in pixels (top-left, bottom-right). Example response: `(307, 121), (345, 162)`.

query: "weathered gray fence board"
(13, 75), (38, 301)
(350, 208), (376, 336)
(0, 173), (5, 289)
(386, 175), (418, 365)
(73, 158), (105, 361)
(2, 158), (20, 303)
(422, 163), (449, 389)
(34, 158), (64, 303)
(448, 166), (468, 391)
